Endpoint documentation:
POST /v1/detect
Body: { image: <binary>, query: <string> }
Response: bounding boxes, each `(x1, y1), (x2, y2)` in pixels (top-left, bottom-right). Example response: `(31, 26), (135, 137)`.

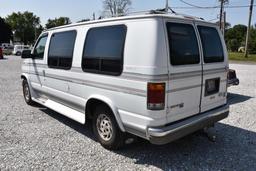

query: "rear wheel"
(92, 105), (124, 150)
(22, 79), (34, 105)
(16, 51), (21, 56)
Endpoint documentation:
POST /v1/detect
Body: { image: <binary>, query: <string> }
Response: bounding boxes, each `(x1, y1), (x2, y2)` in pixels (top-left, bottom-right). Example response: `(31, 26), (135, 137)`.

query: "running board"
(33, 98), (85, 124)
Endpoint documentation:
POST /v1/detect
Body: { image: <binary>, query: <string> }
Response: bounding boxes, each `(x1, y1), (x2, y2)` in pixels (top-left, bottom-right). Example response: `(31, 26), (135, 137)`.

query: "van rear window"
(198, 26), (224, 63)
(166, 23), (200, 65)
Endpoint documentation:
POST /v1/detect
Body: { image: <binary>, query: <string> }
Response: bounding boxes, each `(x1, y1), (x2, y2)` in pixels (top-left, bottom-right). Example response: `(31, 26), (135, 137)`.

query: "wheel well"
(85, 99), (112, 119)
(21, 75), (26, 80)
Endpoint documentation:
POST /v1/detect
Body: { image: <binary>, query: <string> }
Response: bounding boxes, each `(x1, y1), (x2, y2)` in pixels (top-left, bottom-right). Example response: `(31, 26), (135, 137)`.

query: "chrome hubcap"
(96, 114), (113, 141)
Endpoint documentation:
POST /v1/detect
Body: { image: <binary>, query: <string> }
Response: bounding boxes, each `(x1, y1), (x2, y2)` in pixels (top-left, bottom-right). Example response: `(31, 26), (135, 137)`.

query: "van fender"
(86, 95), (125, 132)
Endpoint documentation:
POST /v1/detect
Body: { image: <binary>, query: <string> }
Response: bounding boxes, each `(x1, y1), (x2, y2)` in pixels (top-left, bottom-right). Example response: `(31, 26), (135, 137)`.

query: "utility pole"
(219, 0), (224, 31)
(244, 0), (254, 58)
(223, 11), (226, 36)
(165, 0), (169, 13)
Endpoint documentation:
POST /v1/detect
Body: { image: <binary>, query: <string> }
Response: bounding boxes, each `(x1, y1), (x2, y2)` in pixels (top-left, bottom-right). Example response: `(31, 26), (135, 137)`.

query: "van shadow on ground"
(227, 92), (252, 105)
(39, 105), (256, 170)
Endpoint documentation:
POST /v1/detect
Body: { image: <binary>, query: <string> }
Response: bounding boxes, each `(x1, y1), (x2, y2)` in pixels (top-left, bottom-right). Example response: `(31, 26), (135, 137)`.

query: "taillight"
(147, 82), (165, 110)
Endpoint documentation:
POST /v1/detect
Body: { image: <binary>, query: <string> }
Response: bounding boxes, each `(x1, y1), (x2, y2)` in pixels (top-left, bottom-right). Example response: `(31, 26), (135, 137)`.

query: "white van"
(21, 13), (229, 150)
(13, 45), (30, 56)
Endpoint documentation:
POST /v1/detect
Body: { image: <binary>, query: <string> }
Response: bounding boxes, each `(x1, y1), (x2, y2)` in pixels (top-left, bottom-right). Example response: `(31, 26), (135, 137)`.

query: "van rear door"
(196, 24), (228, 113)
(165, 20), (202, 123)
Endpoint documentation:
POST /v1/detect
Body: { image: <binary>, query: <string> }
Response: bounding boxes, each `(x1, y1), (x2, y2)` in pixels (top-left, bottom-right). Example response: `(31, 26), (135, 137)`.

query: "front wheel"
(22, 79), (34, 105)
(92, 105), (124, 150)
(16, 51), (21, 56)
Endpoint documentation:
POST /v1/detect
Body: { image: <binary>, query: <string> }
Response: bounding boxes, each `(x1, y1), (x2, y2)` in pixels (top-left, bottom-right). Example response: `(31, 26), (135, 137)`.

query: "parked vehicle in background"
(13, 45), (30, 56)
(0, 47), (3, 59)
(228, 69), (239, 87)
(1, 43), (12, 49)
(3, 46), (14, 55)
(21, 13), (229, 150)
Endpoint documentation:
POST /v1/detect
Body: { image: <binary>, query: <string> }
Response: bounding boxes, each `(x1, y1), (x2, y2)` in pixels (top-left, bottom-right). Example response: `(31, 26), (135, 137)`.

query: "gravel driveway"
(0, 56), (255, 170)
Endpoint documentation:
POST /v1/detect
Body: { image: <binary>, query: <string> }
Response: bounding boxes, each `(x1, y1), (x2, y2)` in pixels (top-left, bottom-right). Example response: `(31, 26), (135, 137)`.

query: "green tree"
(225, 24), (256, 54)
(45, 17), (71, 29)
(228, 39), (240, 52)
(225, 24), (248, 52)
(248, 27), (256, 54)
(0, 17), (13, 44)
(6, 11), (41, 44)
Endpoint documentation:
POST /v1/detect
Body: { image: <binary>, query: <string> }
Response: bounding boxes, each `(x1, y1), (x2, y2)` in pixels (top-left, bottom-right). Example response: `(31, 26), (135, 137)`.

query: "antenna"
(165, 0), (169, 12)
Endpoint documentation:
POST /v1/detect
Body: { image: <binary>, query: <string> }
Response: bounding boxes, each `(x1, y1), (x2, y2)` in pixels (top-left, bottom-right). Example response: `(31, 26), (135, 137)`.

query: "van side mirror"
(21, 50), (33, 59)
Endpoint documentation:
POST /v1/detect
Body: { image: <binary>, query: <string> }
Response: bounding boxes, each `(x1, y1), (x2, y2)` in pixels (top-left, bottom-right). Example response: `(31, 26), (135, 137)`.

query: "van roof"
(45, 13), (217, 32)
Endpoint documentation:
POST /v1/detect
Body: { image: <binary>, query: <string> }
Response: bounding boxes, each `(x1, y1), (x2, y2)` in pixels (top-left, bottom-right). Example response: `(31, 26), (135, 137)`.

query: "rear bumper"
(228, 78), (239, 86)
(147, 104), (229, 145)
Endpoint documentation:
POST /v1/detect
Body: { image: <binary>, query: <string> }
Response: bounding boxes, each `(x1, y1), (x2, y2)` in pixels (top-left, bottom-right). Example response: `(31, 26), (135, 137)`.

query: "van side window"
(82, 25), (126, 75)
(166, 23), (200, 65)
(198, 26), (224, 63)
(33, 35), (48, 59)
(48, 30), (77, 70)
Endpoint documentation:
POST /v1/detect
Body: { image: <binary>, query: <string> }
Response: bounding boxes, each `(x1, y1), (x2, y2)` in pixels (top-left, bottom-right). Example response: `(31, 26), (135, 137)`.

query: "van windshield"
(198, 26), (224, 63)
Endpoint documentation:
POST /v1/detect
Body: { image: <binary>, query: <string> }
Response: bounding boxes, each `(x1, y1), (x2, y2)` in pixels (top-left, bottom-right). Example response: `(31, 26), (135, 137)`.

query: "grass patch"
(229, 52), (256, 62)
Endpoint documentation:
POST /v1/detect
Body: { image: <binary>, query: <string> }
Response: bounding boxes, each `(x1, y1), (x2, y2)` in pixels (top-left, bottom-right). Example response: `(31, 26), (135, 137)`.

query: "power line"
(175, 0), (256, 9)
(171, 5), (256, 9)
(179, 0), (220, 9)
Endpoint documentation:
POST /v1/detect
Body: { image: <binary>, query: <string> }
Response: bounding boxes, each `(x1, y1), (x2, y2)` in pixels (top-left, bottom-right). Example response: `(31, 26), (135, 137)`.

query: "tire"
(16, 51), (21, 56)
(22, 79), (34, 105)
(92, 105), (124, 150)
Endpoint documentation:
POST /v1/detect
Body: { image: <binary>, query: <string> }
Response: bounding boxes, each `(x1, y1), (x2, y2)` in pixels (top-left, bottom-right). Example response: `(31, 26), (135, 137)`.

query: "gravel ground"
(0, 56), (255, 170)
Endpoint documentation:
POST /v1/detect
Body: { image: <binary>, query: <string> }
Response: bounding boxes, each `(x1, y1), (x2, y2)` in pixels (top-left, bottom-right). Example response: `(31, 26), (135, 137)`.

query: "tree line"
(0, 12), (73, 45)
(0, 0), (132, 45)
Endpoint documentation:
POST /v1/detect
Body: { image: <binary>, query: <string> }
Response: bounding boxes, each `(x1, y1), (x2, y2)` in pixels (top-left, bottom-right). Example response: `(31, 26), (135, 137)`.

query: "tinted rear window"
(198, 26), (224, 63)
(48, 30), (76, 70)
(166, 23), (200, 65)
(82, 25), (126, 75)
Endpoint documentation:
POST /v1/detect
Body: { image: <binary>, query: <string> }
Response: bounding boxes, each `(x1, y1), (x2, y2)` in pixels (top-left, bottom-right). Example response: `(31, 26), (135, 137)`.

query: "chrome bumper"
(228, 78), (239, 87)
(147, 104), (229, 145)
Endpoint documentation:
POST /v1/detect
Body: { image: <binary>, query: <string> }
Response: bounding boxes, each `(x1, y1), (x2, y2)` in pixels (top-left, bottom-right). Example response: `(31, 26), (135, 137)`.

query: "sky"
(0, 0), (255, 27)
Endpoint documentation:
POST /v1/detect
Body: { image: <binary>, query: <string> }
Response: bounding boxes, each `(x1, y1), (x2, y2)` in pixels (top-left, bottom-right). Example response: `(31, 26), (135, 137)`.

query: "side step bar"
(32, 98), (86, 124)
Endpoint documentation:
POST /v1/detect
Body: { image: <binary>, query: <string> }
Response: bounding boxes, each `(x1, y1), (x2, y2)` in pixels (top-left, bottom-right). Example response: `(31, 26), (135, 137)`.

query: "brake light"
(147, 83), (165, 110)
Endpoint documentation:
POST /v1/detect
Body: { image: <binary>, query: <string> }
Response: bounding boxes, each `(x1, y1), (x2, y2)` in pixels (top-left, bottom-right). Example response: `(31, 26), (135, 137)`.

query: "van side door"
(43, 30), (80, 110)
(29, 33), (49, 96)
(196, 24), (228, 113)
(165, 20), (203, 123)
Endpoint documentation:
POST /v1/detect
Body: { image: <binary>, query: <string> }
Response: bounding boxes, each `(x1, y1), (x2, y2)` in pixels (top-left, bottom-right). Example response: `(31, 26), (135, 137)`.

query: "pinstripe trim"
(23, 63), (168, 82)
(121, 72), (168, 81)
(22, 67), (227, 97)
(170, 70), (201, 80)
(167, 84), (202, 93)
(203, 67), (227, 75)
(23, 63), (226, 82)
(23, 71), (147, 97)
